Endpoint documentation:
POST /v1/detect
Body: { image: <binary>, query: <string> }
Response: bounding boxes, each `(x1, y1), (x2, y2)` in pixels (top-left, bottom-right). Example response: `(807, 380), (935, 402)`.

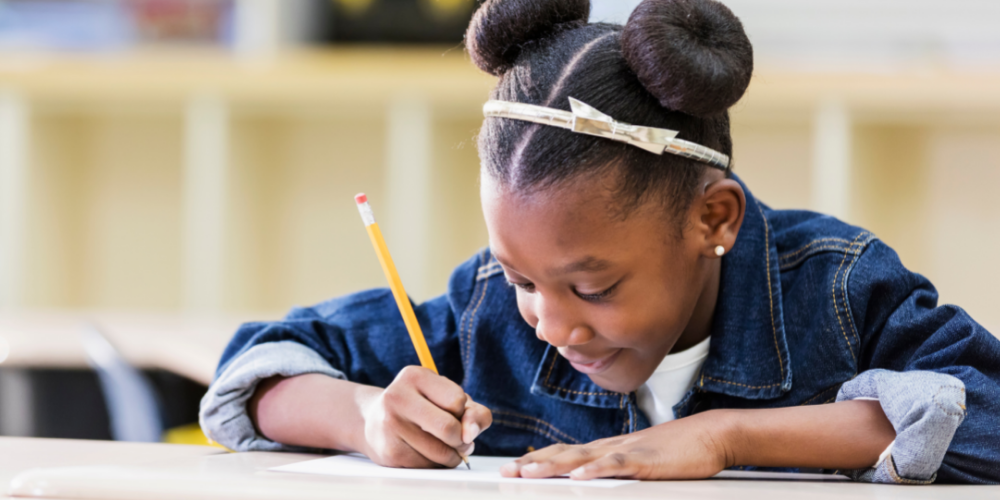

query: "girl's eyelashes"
(507, 280), (536, 292)
(506, 277), (619, 302)
(575, 283), (619, 303)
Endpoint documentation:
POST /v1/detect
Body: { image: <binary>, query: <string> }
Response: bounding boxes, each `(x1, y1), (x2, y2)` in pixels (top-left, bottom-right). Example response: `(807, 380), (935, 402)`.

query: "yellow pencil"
(355, 193), (469, 469)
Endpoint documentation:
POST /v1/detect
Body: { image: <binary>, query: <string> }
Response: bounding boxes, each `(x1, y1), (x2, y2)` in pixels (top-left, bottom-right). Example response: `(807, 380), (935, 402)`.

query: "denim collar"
(530, 177), (793, 408)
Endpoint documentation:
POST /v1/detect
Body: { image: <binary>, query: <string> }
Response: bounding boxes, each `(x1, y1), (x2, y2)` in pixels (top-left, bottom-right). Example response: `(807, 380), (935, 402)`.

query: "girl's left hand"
(499, 410), (736, 481)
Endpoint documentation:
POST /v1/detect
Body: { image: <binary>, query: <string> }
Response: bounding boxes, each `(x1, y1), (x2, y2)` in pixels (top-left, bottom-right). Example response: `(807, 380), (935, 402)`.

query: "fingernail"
(570, 467), (587, 479)
(464, 423), (481, 444)
(500, 462), (520, 475)
(521, 463), (540, 475)
(463, 443), (475, 457)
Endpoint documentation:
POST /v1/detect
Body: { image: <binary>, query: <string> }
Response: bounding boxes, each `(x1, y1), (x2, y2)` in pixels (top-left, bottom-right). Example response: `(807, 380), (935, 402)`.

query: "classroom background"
(0, 0), (998, 443)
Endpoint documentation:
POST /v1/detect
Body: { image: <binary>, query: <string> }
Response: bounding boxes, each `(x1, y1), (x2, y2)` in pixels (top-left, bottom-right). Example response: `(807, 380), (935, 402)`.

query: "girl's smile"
(561, 348), (623, 374)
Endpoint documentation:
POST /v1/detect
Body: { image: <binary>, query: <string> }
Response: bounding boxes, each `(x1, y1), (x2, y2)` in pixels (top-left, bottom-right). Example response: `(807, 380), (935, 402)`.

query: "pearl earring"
(715, 245), (726, 257)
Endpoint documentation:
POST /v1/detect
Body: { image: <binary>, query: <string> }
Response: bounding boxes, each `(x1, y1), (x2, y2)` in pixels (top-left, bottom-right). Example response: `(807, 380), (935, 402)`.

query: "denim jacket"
(200, 181), (1000, 485)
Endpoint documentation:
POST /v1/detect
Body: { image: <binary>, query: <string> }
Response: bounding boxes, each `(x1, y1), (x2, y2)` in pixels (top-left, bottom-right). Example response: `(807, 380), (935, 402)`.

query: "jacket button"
(527, 446), (536, 452)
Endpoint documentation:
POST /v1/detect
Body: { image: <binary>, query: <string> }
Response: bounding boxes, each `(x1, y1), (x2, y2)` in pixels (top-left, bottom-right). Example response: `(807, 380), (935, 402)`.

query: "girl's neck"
(671, 258), (720, 354)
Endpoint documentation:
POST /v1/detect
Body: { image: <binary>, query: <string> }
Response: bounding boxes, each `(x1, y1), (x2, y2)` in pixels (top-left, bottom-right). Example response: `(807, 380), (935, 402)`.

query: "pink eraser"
(355, 193), (368, 205)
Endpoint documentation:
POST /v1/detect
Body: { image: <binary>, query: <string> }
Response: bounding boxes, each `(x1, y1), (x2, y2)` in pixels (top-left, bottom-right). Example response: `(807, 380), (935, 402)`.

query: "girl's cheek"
(516, 295), (539, 329)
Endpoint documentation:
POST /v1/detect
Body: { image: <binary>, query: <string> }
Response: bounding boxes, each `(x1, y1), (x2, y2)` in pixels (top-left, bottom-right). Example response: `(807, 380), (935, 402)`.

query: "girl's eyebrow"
(493, 252), (612, 276)
(558, 257), (612, 274)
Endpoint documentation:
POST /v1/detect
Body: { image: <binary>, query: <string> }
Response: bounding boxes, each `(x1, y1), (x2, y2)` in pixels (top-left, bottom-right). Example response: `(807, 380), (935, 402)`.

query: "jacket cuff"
(836, 369), (966, 484)
(199, 341), (346, 452)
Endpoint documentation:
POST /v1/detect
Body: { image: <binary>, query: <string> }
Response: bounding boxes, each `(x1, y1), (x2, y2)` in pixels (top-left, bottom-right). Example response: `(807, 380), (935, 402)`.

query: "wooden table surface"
(2, 437), (998, 500)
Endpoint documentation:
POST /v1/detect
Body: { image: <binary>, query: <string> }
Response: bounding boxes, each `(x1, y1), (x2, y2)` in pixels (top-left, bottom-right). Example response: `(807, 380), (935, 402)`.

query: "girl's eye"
(575, 283), (618, 303)
(507, 281), (535, 293)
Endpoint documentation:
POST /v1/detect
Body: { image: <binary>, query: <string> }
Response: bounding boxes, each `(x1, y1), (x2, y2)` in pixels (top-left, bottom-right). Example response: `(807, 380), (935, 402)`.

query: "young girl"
(200, 0), (1000, 485)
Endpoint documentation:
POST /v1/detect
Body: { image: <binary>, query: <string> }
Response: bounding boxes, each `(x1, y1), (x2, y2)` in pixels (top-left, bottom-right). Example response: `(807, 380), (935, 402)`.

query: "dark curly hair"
(466, 0), (753, 221)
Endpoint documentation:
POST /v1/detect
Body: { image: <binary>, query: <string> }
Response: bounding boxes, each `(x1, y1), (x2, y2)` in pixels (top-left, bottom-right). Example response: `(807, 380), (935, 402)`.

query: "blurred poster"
(0, 0), (233, 51)
(311, 0), (483, 44)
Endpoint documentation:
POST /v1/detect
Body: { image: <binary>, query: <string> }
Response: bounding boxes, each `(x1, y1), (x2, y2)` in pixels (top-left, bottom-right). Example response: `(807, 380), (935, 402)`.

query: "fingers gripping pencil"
(355, 193), (470, 469)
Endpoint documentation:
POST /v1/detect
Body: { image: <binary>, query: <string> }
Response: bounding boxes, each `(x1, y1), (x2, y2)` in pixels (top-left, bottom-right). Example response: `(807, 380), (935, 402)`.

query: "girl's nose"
(532, 296), (594, 347)
(538, 325), (595, 348)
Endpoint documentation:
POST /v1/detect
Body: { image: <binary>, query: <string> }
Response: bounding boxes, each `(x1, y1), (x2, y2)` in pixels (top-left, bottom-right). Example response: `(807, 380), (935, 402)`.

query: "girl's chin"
(584, 356), (649, 394)
(586, 372), (645, 394)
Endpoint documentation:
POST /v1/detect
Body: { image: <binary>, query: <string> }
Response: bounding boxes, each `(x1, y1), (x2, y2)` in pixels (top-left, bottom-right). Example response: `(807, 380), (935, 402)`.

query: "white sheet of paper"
(270, 454), (850, 486)
(270, 454), (637, 488)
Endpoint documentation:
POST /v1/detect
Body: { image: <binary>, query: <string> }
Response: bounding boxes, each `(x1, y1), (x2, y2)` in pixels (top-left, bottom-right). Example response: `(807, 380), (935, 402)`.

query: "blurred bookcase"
(1, 51), (1000, 336)
(0, 48), (496, 313)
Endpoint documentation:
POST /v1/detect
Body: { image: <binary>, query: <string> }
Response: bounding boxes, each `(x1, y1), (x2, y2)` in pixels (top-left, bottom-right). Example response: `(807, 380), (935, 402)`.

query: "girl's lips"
(565, 349), (623, 374)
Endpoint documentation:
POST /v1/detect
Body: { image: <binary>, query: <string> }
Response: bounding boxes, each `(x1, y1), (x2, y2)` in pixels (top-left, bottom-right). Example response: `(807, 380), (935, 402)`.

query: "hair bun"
(466, 0), (590, 77)
(622, 0), (753, 117)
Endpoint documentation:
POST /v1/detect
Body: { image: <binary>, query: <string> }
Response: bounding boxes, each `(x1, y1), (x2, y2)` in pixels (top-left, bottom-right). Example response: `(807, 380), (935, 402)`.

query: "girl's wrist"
(704, 409), (747, 469)
(337, 384), (384, 455)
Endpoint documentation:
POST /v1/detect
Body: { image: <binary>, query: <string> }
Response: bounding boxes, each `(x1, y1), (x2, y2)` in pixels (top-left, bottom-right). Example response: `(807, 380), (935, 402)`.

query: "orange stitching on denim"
(543, 349), (559, 384)
(759, 204), (785, 382)
(932, 385), (967, 418)
(884, 454), (935, 485)
(475, 254), (502, 280)
(618, 395), (626, 433)
(779, 245), (865, 271)
(491, 410), (581, 444)
(476, 261), (502, 280)
(840, 233), (873, 353)
(703, 375), (781, 390)
(493, 419), (566, 445)
(541, 383), (618, 396)
(476, 269), (502, 280)
(461, 254), (486, 340)
(778, 238), (861, 261)
(464, 252), (490, 371)
(478, 259), (501, 271)
(799, 384), (842, 406)
(832, 233), (864, 363)
(459, 251), (486, 368)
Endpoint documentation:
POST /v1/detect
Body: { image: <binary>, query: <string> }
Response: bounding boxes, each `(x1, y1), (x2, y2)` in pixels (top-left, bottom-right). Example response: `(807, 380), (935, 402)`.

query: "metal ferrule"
(357, 201), (376, 226)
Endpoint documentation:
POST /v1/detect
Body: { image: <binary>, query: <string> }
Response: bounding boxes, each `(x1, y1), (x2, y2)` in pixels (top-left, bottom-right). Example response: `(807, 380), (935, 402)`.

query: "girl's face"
(482, 170), (743, 393)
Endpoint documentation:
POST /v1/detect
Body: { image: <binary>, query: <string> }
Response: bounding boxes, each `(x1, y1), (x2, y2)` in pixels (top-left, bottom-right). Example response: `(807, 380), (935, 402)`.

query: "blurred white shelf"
(0, 309), (275, 385)
(0, 48), (996, 355)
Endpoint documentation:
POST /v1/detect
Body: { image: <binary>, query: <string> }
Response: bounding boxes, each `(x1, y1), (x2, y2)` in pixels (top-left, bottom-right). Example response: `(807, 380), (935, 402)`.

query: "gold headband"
(483, 98), (730, 172)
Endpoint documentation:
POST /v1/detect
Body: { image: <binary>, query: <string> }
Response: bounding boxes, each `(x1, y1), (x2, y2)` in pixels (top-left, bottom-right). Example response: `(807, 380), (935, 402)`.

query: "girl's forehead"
(482, 175), (670, 271)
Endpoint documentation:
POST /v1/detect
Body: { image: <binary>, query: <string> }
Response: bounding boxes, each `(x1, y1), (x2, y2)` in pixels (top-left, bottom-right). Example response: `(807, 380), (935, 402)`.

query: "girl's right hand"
(359, 366), (493, 468)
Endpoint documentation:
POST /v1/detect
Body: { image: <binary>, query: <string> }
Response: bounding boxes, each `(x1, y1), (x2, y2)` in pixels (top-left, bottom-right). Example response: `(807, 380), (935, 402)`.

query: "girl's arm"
(501, 400), (894, 480)
(726, 400), (895, 470)
(248, 374), (376, 454)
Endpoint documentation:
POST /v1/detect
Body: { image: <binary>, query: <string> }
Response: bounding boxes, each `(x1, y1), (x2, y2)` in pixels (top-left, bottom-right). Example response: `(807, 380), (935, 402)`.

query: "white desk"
(3, 438), (998, 500)
(0, 437), (224, 498)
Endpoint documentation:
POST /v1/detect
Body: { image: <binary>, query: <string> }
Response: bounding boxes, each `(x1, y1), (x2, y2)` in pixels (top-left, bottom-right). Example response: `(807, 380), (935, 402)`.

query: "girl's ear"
(696, 178), (746, 258)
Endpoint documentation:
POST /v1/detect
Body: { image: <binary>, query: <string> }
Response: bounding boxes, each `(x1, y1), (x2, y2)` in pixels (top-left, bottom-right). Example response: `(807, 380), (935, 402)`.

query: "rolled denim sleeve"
(846, 241), (1000, 484)
(835, 370), (967, 484)
(199, 341), (346, 452)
